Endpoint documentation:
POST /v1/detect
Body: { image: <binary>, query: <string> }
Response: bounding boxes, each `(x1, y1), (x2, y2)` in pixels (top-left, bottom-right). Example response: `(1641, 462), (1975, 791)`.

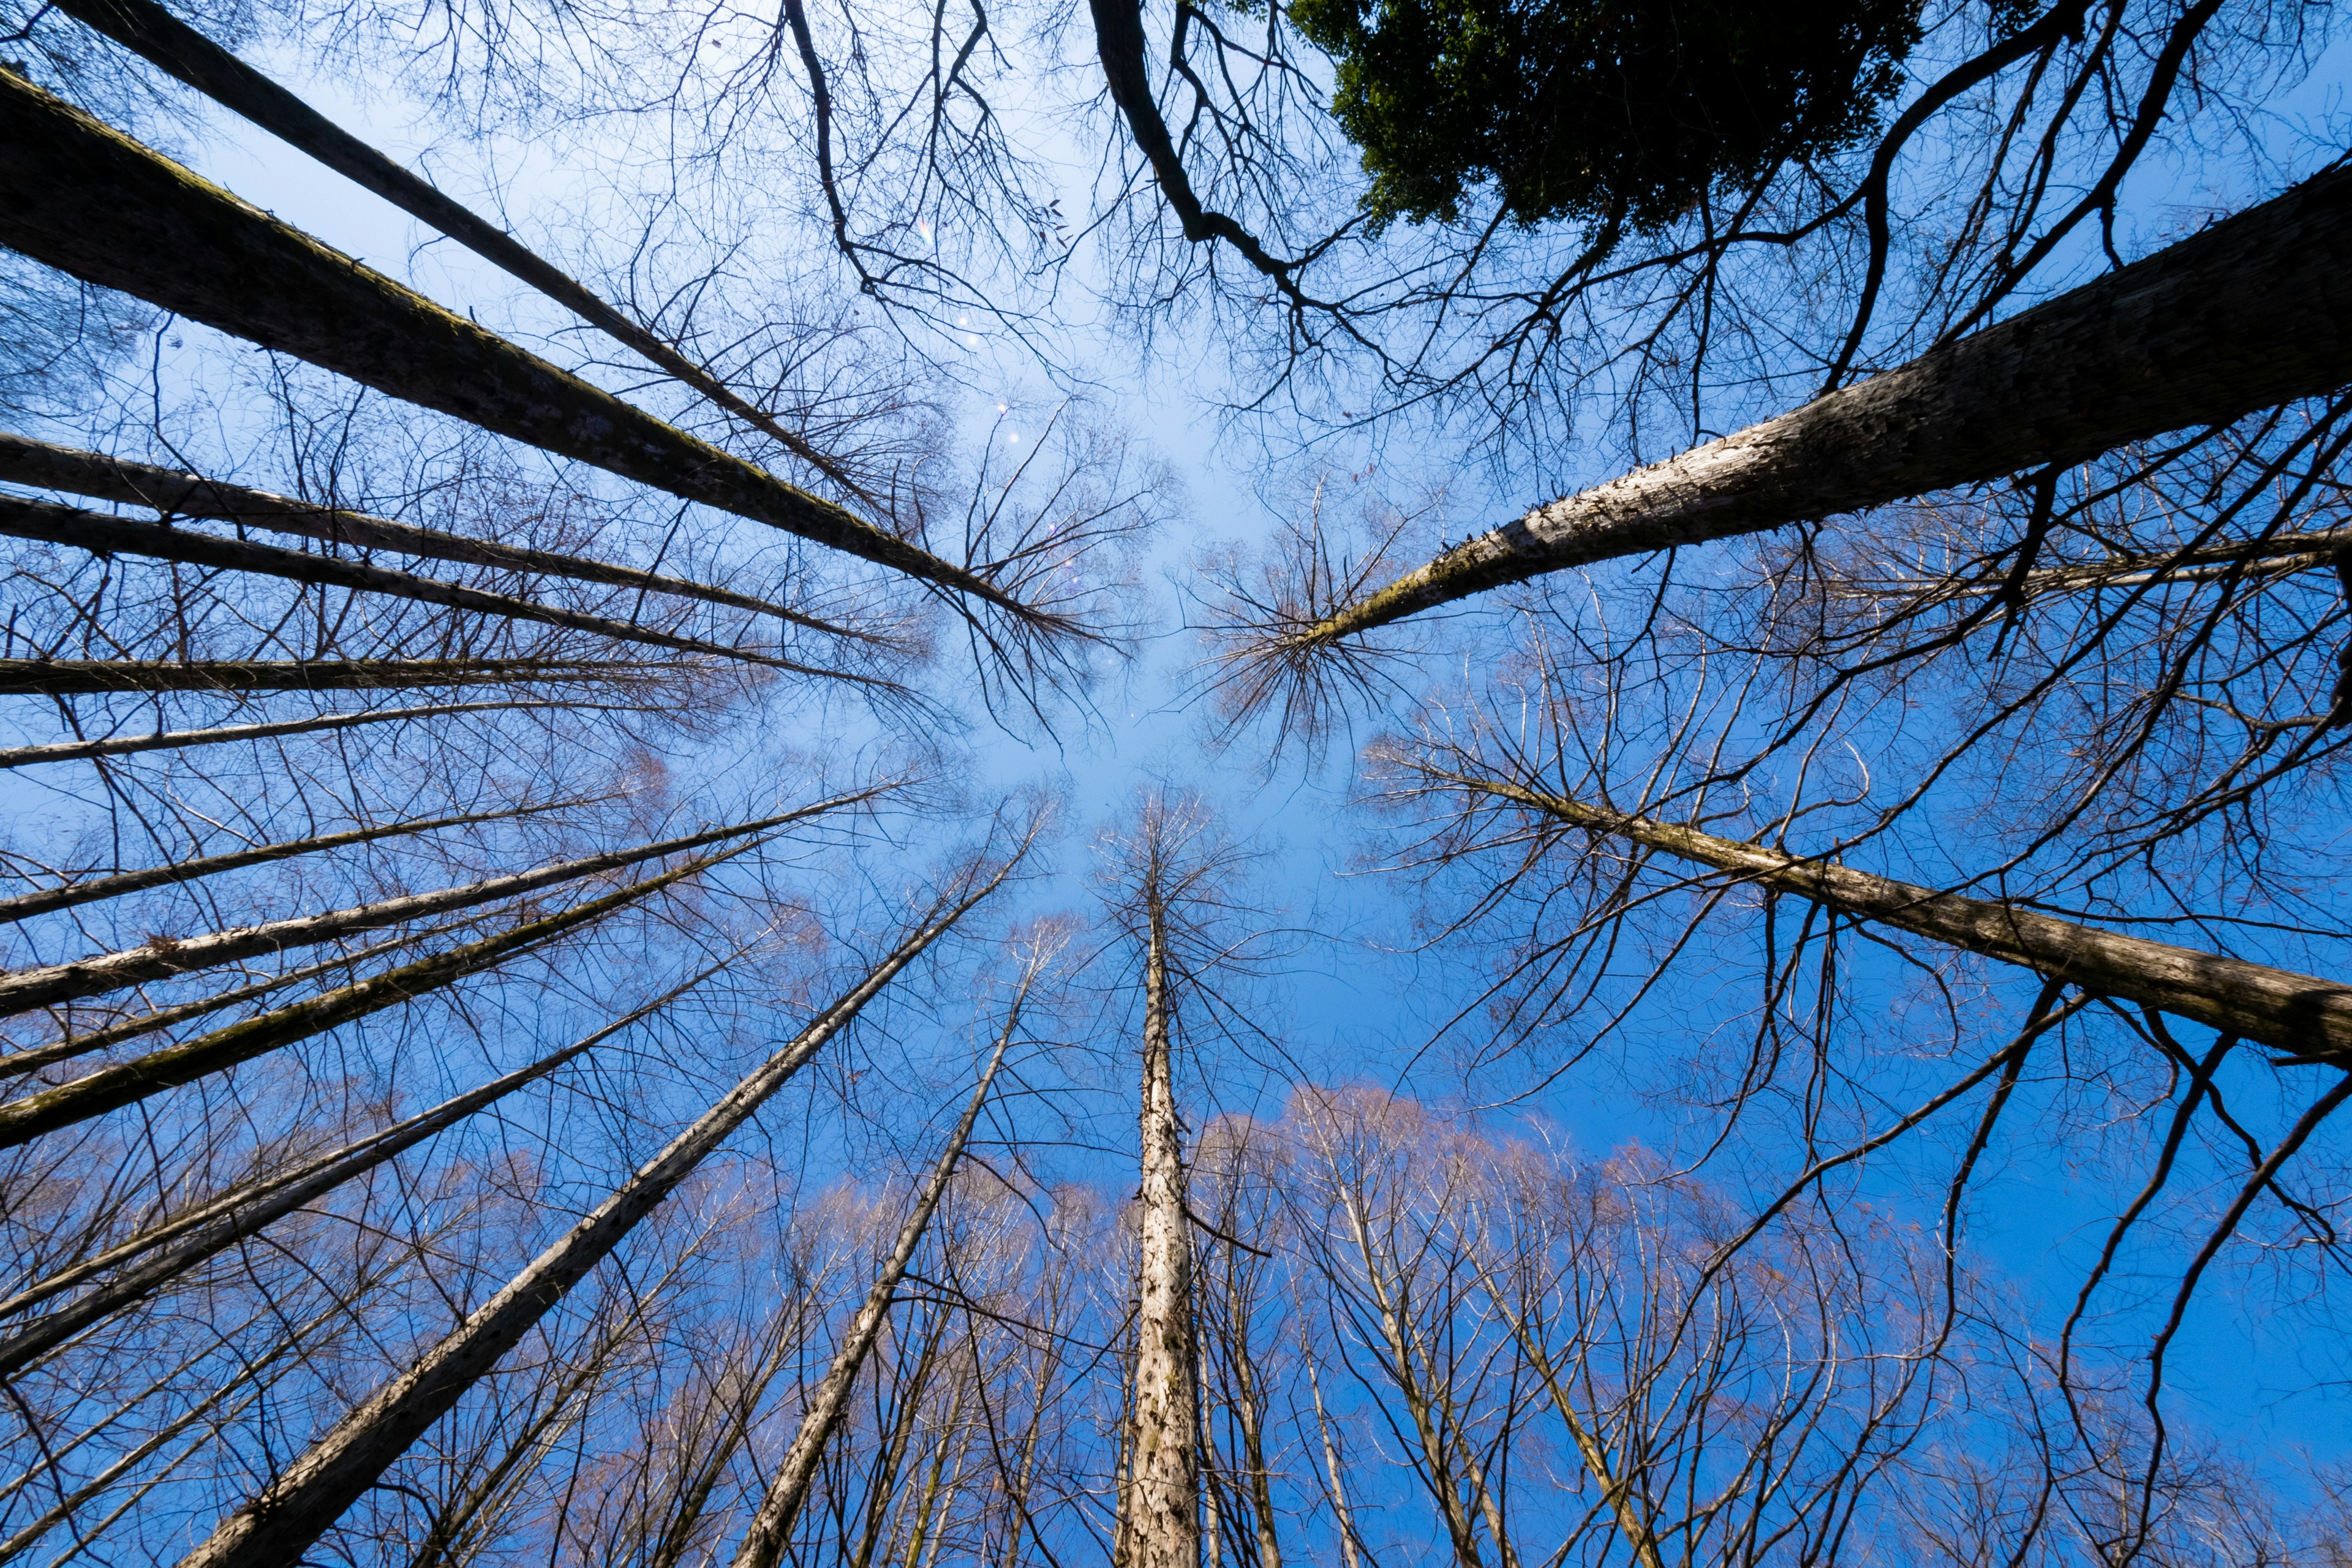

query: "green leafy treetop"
(1287, 0), (1926, 234)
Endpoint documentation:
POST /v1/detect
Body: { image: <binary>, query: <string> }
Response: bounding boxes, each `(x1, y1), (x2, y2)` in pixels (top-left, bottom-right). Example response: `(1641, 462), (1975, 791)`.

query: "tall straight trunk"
(0, 699), (643, 772)
(0, 838), (761, 1149)
(1448, 771), (2352, 1057)
(0, 71), (1035, 621)
(43, 0), (868, 499)
(0, 791), (875, 1016)
(0, 660), (652, 695)
(0, 930), (424, 1080)
(1304, 1358), (1364, 1568)
(1285, 165), (2352, 649)
(732, 984), (1030, 1568)
(0, 497), (872, 685)
(173, 853), (1021, 1568)
(1117, 897), (1200, 1568)
(0, 961), (731, 1378)
(0, 434), (859, 637)
(0, 800), (571, 924)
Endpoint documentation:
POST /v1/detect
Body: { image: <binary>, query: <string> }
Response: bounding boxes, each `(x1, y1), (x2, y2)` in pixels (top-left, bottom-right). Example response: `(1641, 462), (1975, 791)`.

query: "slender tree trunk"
(0, 700), (647, 771)
(0, 929), (423, 1079)
(0, 962), (729, 1376)
(0, 433), (859, 636)
(1118, 895), (1200, 1568)
(0, 70), (1034, 619)
(39, 0), (869, 499)
(1303, 1356), (1364, 1568)
(0, 496), (872, 684)
(1446, 771), (2352, 1057)
(0, 791), (875, 1016)
(173, 854), (1019, 1568)
(732, 985), (1030, 1568)
(0, 839), (755, 1150)
(1287, 165), (2352, 648)
(0, 799), (571, 924)
(0, 659), (654, 695)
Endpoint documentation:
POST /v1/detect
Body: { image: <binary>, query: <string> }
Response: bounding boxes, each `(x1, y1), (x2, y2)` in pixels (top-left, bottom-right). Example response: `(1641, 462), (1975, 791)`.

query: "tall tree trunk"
(0, 434), (862, 637)
(40, 0), (869, 499)
(0, 70), (1035, 620)
(173, 851), (1022, 1568)
(0, 799), (572, 924)
(0, 930), (421, 1079)
(0, 660), (654, 695)
(0, 791), (876, 1016)
(1118, 895), (1200, 1568)
(0, 699), (643, 772)
(1282, 165), (2352, 649)
(731, 982), (1029, 1568)
(0, 497), (876, 684)
(0, 838), (760, 1149)
(0, 960), (732, 1377)
(1444, 770), (2352, 1057)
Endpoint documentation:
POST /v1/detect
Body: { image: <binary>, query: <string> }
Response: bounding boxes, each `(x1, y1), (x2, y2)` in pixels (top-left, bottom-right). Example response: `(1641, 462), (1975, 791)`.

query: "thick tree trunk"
(47, 0), (869, 499)
(0, 434), (862, 638)
(0, 71), (1035, 620)
(173, 858), (1020, 1568)
(0, 793), (872, 1016)
(1453, 772), (2352, 1058)
(731, 987), (1028, 1568)
(1289, 166), (2352, 648)
(0, 965), (725, 1377)
(0, 800), (563, 924)
(0, 659), (652, 695)
(1117, 898), (1200, 1568)
(0, 496), (869, 683)
(0, 839), (751, 1149)
(0, 699), (634, 771)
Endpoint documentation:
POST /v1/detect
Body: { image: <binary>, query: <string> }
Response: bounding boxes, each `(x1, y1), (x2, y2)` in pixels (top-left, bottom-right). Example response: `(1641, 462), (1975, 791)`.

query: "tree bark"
(0, 70), (1038, 621)
(0, 791), (875, 1016)
(45, 0), (871, 500)
(173, 855), (1022, 1568)
(0, 660), (652, 695)
(0, 433), (866, 639)
(1451, 771), (2352, 1058)
(732, 982), (1028, 1568)
(0, 837), (756, 1149)
(0, 496), (872, 684)
(1117, 895), (1201, 1568)
(0, 963), (728, 1377)
(0, 699), (640, 771)
(1287, 165), (2352, 648)
(0, 930), (420, 1079)
(0, 800), (565, 924)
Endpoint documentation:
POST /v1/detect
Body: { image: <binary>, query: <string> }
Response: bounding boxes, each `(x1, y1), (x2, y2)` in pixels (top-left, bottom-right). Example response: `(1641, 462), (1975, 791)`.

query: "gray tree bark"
(47, 0), (870, 499)
(0, 434), (861, 638)
(0, 792), (875, 1016)
(0, 70), (1036, 620)
(0, 660), (652, 695)
(1452, 772), (2352, 1058)
(0, 799), (566, 924)
(1115, 894), (1201, 1568)
(0, 837), (756, 1148)
(0, 962), (729, 1376)
(0, 496), (873, 684)
(173, 854), (1023, 1568)
(729, 978), (1030, 1568)
(1286, 165), (2352, 648)
(0, 699), (647, 771)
